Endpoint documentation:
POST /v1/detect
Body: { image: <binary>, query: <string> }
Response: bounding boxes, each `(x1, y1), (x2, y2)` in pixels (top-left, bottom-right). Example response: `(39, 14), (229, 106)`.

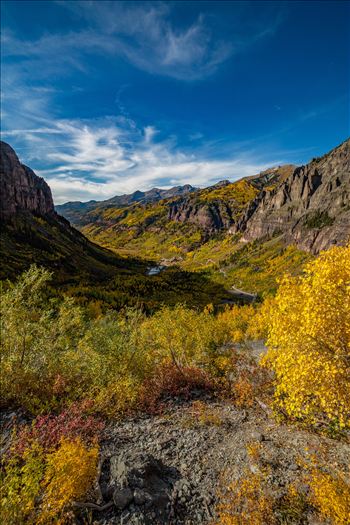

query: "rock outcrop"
(0, 141), (140, 282)
(0, 141), (55, 220)
(167, 166), (296, 234)
(168, 199), (234, 232)
(237, 139), (350, 253)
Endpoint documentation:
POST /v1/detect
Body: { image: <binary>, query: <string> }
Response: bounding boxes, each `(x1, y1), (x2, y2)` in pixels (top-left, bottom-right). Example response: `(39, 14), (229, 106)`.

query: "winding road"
(227, 285), (257, 302)
(147, 263), (257, 303)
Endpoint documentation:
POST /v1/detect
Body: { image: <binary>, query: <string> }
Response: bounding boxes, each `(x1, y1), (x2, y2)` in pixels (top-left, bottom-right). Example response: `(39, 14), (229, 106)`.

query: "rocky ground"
(1, 343), (349, 525)
(92, 396), (349, 525)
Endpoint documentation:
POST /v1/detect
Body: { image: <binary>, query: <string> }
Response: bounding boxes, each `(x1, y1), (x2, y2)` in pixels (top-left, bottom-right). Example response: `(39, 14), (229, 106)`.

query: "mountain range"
(1, 138), (349, 294)
(56, 184), (197, 227)
(56, 139), (349, 260)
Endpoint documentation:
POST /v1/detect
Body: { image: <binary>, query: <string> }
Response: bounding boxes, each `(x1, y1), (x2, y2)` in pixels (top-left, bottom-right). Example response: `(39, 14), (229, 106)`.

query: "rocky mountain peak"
(237, 138), (350, 252)
(211, 180), (231, 188)
(0, 141), (55, 220)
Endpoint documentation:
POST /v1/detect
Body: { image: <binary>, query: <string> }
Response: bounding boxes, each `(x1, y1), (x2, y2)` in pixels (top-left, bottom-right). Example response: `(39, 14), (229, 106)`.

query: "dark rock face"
(0, 141), (132, 282)
(237, 139), (350, 253)
(168, 199), (234, 232)
(0, 141), (55, 220)
(166, 167), (296, 234)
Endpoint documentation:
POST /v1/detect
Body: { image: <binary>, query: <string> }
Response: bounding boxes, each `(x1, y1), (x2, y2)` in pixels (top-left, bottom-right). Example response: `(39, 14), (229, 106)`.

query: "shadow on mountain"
(1, 212), (235, 312)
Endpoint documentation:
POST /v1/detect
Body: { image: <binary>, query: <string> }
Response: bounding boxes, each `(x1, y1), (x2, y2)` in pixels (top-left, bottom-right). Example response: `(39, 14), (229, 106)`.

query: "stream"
(147, 265), (166, 276)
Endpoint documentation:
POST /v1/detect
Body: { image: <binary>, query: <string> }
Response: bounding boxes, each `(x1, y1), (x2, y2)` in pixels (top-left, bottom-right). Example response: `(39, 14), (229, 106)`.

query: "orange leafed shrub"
(139, 363), (214, 413)
(233, 375), (255, 408)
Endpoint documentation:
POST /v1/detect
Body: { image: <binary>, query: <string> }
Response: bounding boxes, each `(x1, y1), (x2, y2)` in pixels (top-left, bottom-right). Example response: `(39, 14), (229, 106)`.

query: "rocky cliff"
(0, 141), (146, 282)
(167, 168), (295, 233)
(0, 141), (55, 220)
(168, 199), (235, 231)
(236, 139), (350, 253)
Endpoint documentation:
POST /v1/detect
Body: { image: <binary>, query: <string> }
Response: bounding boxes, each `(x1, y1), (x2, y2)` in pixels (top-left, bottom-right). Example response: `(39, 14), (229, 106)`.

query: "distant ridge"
(56, 184), (197, 226)
(56, 140), (350, 257)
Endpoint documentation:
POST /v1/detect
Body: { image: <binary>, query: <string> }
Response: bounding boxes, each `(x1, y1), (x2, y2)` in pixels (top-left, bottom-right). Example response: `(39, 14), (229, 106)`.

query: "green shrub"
(304, 210), (334, 229)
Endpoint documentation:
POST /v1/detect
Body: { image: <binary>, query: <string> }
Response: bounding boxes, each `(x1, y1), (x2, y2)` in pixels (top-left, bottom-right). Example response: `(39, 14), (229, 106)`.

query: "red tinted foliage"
(13, 400), (104, 456)
(139, 363), (214, 414)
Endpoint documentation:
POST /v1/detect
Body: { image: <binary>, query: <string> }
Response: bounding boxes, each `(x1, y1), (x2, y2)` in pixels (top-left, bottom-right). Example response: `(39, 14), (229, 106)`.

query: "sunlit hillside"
(1, 0), (349, 523)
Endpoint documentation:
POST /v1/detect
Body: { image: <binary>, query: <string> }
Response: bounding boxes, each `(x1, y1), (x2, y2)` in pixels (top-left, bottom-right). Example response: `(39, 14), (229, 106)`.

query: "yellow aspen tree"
(261, 245), (350, 428)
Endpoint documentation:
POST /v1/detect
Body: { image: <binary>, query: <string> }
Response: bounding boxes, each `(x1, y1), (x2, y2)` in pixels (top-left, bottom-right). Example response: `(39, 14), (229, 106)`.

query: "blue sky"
(1, 0), (349, 203)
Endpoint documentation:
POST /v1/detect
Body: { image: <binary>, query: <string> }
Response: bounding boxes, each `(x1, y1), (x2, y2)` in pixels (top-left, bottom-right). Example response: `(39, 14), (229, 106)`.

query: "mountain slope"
(67, 140), (349, 261)
(63, 166), (294, 261)
(0, 141), (233, 310)
(0, 141), (145, 282)
(237, 139), (350, 253)
(56, 184), (197, 227)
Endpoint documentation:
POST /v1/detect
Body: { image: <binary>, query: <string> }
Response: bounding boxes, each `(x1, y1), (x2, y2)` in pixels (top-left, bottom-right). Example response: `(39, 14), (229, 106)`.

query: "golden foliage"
(246, 441), (263, 463)
(39, 437), (98, 523)
(138, 304), (230, 370)
(308, 467), (350, 525)
(217, 305), (256, 343)
(260, 244), (350, 428)
(215, 470), (275, 525)
(1, 438), (98, 525)
(1, 442), (45, 525)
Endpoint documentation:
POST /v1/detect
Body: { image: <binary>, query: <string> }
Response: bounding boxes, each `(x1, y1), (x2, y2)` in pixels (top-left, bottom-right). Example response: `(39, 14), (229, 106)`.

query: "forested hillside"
(0, 140), (349, 525)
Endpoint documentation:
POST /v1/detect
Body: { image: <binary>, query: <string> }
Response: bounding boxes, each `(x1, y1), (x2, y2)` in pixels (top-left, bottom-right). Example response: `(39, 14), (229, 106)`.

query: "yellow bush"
(1, 442), (45, 525)
(39, 437), (98, 523)
(217, 305), (256, 343)
(308, 468), (350, 525)
(1, 437), (99, 525)
(93, 377), (141, 417)
(261, 245), (350, 428)
(138, 304), (229, 371)
(215, 470), (275, 525)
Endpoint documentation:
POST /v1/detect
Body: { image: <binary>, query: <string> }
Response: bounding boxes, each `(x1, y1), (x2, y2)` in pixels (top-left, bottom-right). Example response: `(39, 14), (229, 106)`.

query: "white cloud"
(2, 0), (286, 81)
(0, 1), (290, 203)
(3, 116), (276, 204)
(1, 1), (232, 81)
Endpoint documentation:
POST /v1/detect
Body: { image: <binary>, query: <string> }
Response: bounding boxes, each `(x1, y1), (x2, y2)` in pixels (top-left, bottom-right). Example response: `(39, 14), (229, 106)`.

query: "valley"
(56, 139), (349, 300)
(0, 139), (349, 525)
(1, 2), (349, 523)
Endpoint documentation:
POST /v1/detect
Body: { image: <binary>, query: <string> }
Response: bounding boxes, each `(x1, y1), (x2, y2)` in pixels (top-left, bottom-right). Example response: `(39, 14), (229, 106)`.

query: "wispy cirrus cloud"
(2, 0), (286, 81)
(3, 115), (275, 203)
(0, 0), (294, 203)
(57, 0), (233, 80)
(1, 1), (232, 81)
